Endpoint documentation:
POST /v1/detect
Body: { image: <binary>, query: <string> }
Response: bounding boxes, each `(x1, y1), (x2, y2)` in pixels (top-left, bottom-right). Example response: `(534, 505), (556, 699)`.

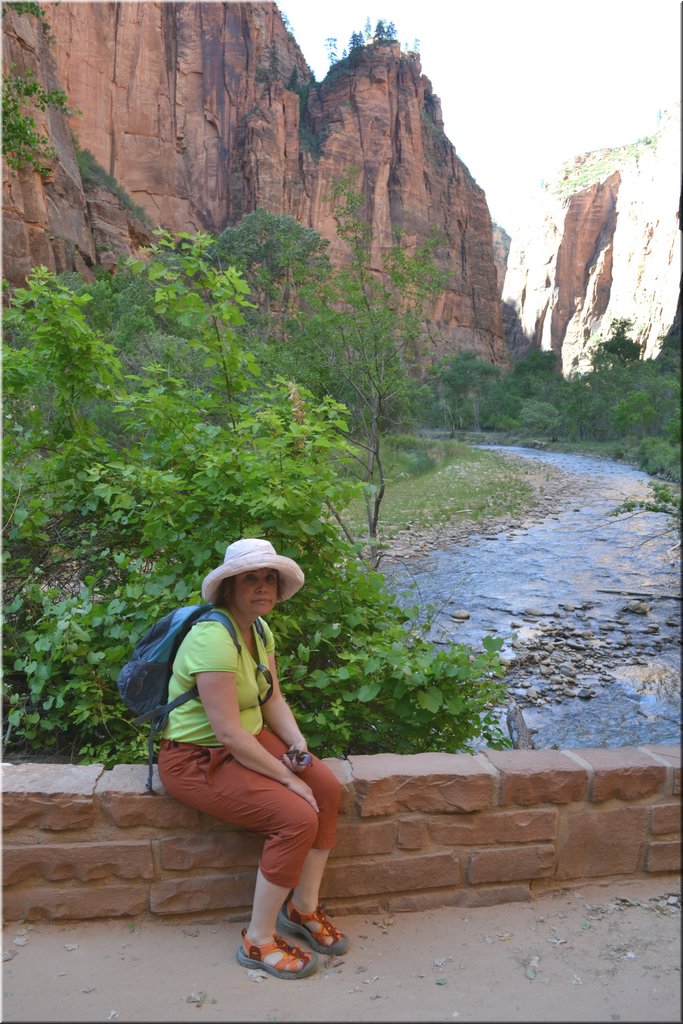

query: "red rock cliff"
(3, 1), (506, 365)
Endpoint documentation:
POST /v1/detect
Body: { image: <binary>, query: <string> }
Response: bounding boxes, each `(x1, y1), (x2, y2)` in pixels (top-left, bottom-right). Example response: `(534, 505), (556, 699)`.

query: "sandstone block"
(397, 817), (430, 849)
(650, 802), (681, 836)
(2, 840), (154, 885)
(454, 883), (532, 907)
(333, 820), (396, 858)
(323, 757), (355, 816)
(429, 808), (558, 846)
(2, 763), (103, 831)
(322, 851), (461, 898)
(380, 889), (460, 915)
(483, 750), (587, 806)
(557, 806), (648, 879)
(97, 765), (201, 828)
(348, 753), (493, 817)
(565, 747), (666, 801)
(468, 844), (555, 884)
(151, 871), (256, 915)
(640, 745), (681, 795)
(645, 840), (681, 873)
(159, 831), (262, 870)
(3, 884), (149, 922)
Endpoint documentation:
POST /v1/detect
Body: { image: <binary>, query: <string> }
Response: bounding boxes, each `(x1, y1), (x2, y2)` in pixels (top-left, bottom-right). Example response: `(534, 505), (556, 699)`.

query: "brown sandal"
(277, 900), (349, 955)
(236, 928), (318, 979)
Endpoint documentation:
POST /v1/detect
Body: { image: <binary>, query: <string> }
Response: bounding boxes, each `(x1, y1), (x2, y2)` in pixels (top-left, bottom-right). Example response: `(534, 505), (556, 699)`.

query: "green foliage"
(209, 209), (329, 335)
(2, 2), (49, 31)
(3, 238), (510, 766)
(2, 66), (74, 175)
(590, 318), (642, 370)
(285, 169), (448, 561)
(74, 145), (152, 224)
(425, 318), (680, 481)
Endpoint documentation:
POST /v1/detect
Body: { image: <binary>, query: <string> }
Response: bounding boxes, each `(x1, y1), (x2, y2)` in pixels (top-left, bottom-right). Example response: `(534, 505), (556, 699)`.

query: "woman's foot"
(276, 900), (349, 955)
(236, 929), (318, 979)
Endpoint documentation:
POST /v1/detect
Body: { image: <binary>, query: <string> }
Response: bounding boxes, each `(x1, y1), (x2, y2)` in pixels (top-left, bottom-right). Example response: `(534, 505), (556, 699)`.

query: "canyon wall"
(2, 2), (506, 365)
(502, 107), (681, 373)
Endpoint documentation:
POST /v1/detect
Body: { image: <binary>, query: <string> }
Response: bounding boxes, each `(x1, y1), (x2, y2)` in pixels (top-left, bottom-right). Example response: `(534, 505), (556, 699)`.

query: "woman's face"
(228, 568), (279, 621)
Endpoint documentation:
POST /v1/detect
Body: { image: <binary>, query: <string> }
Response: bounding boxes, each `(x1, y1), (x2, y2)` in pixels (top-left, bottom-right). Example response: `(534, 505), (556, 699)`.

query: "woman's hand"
(283, 772), (319, 812)
(281, 746), (313, 774)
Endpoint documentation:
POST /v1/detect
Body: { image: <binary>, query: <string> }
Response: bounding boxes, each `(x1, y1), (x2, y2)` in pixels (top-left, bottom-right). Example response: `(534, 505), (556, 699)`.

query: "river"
(383, 447), (681, 751)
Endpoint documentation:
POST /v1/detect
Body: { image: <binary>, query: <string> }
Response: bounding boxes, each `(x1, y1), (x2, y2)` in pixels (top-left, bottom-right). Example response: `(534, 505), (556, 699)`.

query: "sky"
(279, 0), (681, 233)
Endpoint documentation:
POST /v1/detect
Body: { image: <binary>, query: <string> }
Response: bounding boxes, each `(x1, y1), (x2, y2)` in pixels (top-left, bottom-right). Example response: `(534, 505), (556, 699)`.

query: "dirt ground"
(3, 876), (680, 1023)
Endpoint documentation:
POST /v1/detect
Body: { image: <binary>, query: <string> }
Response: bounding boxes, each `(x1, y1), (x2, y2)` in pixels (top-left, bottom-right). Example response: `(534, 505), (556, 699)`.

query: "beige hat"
(201, 538), (305, 604)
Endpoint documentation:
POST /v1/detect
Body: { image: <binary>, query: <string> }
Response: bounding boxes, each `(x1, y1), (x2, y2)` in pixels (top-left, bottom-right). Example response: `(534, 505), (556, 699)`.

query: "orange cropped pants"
(158, 729), (341, 889)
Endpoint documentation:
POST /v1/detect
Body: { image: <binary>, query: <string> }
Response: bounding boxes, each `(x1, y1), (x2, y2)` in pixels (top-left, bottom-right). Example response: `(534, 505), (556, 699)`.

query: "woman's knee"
(290, 799), (320, 841)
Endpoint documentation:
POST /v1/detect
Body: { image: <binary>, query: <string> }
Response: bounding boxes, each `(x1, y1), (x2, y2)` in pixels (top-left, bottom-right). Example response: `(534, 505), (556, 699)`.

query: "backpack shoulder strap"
(198, 608), (240, 653)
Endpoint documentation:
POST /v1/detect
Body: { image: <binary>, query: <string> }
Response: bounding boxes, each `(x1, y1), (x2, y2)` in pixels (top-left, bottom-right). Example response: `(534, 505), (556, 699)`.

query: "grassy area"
(343, 441), (537, 541)
(342, 432), (681, 548)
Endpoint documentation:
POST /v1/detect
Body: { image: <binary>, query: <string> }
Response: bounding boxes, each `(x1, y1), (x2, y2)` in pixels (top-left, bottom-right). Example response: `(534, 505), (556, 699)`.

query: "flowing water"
(383, 447), (681, 750)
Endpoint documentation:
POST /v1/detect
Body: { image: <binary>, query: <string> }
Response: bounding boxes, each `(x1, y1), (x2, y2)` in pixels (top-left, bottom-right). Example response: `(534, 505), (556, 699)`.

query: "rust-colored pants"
(158, 729), (341, 889)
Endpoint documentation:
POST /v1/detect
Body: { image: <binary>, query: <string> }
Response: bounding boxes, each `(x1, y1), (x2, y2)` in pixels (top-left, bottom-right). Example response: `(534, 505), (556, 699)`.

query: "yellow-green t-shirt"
(161, 609), (275, 746)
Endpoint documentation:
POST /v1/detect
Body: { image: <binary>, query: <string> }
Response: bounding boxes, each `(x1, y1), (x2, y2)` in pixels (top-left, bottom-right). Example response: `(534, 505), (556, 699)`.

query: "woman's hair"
(215, 570), (282, 607)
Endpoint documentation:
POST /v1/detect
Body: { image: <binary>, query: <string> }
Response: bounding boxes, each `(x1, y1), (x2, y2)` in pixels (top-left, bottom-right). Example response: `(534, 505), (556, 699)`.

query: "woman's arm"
(260, 654), (307, 751)
(196, 670), (318, 810)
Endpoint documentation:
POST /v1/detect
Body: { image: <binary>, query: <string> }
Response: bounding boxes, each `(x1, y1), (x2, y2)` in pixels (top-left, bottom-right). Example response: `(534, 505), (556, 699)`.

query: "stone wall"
(2, 745), (680, 924)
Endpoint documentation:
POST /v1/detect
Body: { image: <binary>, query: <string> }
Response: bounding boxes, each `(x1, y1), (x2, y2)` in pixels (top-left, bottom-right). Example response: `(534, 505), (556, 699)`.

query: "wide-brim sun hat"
(201, 538), (305, 604)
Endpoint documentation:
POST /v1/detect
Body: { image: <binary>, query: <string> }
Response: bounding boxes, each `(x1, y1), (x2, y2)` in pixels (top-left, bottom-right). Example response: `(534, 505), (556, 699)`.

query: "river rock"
(450, 609), (470, 620)
(624, 600), (651, 614)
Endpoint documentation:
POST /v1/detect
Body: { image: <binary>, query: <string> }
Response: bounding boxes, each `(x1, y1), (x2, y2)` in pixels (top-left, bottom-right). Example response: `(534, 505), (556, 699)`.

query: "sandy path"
(3, 877), (680, 1023)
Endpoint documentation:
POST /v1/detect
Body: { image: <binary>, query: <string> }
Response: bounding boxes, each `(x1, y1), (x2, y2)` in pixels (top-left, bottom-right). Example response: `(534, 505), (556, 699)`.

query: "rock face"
(3, 1), (506, 365)
(1, 6), (152, 288)
(502, 106), (680, 373)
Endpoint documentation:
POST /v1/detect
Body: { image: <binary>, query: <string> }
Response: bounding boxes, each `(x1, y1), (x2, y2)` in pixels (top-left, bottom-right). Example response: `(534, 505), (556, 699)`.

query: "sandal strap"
(240, 928), (313, 972)
(287, 902), (345, 946)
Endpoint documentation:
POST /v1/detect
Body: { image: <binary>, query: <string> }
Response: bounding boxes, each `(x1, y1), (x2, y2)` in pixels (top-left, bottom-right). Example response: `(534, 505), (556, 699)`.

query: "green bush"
(3, 237), (510, 766)
(636, 437), (681, 481)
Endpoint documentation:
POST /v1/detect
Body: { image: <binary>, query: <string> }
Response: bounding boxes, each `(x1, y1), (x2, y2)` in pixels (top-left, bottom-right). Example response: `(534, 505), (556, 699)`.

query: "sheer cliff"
(2, 1), (506, 364)
(502, 106), (680, 373)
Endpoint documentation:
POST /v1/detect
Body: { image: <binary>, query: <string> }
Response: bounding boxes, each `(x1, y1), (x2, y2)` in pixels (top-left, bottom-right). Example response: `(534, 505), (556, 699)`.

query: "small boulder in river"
(623, 600), (651, 615)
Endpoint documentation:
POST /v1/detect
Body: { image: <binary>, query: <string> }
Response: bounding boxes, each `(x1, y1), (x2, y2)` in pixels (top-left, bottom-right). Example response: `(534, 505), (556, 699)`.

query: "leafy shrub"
(3, 236), (510, 766)
(636, 437), (681, 481)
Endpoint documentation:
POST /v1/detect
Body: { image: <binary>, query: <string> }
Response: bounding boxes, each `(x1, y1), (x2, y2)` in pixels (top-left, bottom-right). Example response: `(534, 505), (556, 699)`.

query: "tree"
(373, 19), (397, 42)
(432, 350), (503, 432)
(2, 66), (74, 176)
(591, 318), (642, 371)
(289, 170), (448, 564)
(348, 30), (364, 53)
(209, 209), (330, 340)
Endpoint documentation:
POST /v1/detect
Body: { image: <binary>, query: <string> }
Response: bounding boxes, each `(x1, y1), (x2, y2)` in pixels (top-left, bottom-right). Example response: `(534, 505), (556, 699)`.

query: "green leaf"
(417, 686), (443, 712)
(357, 681), (381, 702)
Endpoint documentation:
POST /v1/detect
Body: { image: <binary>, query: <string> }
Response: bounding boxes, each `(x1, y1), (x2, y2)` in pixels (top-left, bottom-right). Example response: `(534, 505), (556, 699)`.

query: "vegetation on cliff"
(550, 133), (659, 199)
